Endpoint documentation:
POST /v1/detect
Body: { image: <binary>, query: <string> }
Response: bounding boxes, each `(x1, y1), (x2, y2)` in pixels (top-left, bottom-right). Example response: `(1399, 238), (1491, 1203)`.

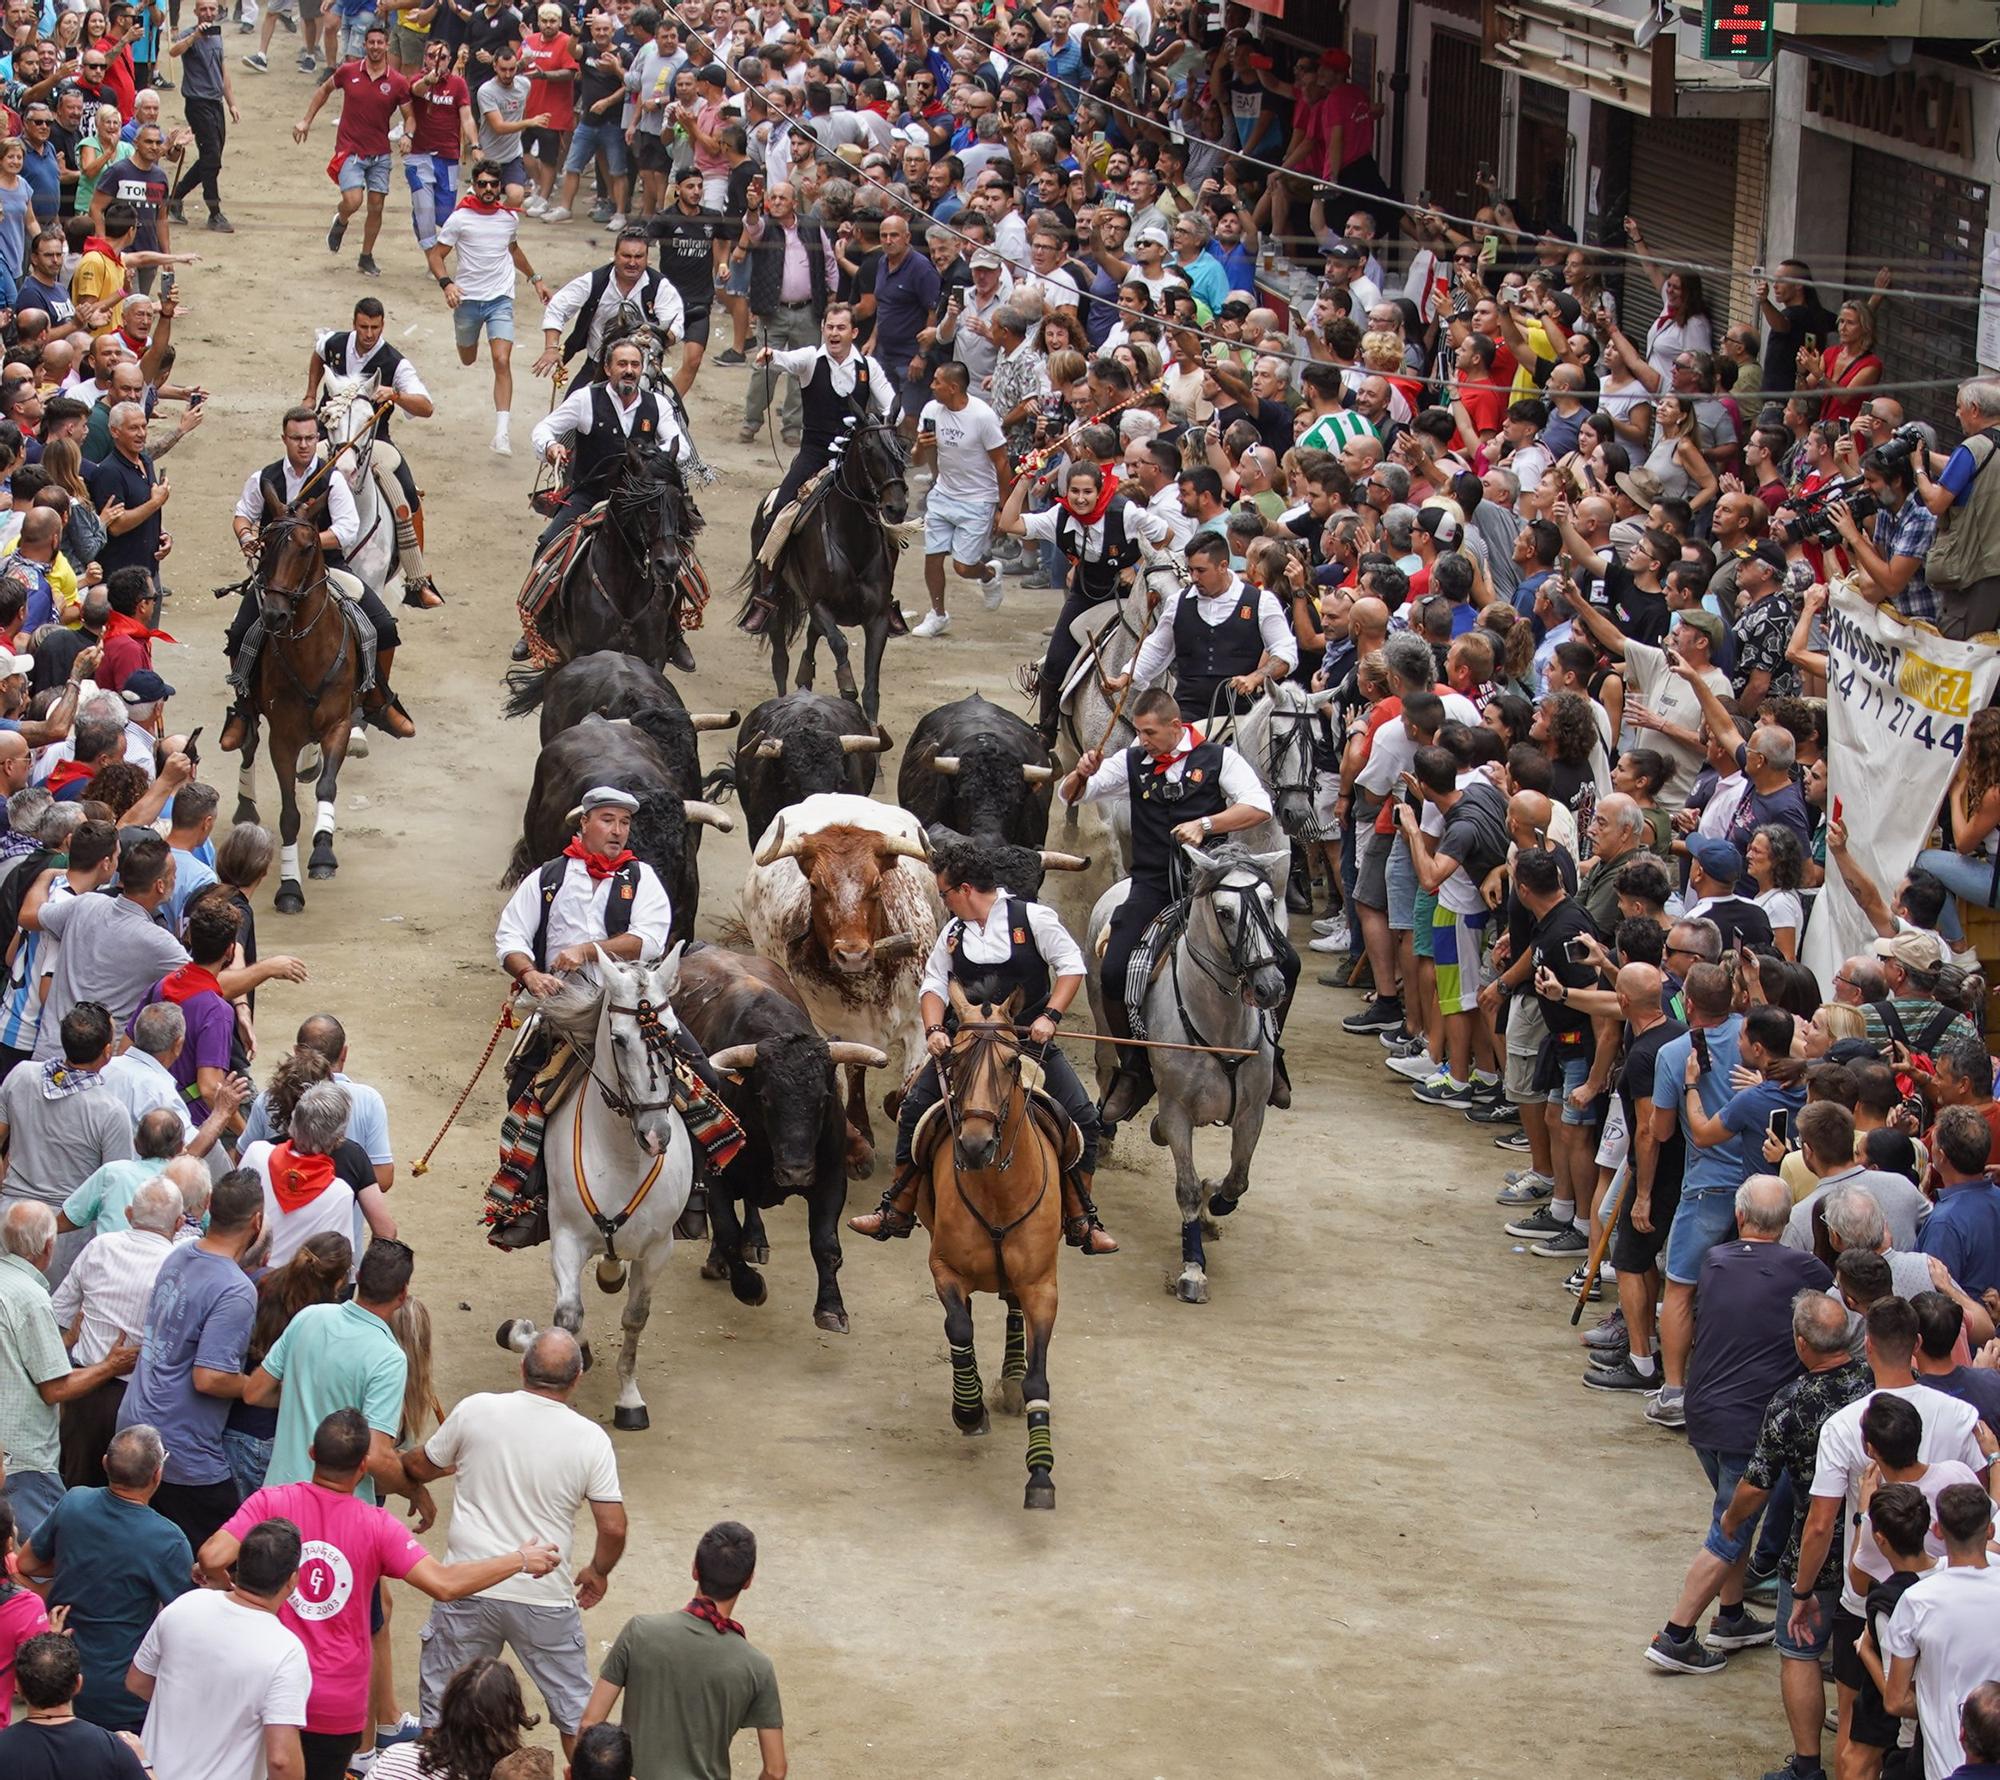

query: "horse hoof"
(1175, 1271), (1209, 1305)
(233, 797), (259, 827)
(612, 1404), (649, 1432)
(274, 880), (305, 914)
(578, 1340), (593, 1373)
(307, 847), (337, 881)
(495, 1318), (533, 1351)
(1208, 1188), (1241, 1218)
(700, 1254), (729, 1281)
(1148, 1115), (1167, 1147)
(745, 1244), (770, 1266)
(846, 1153), (875, 1182)
(1024, 1478), (1056, 1511)
(992, 1377), (1026, 1416)
(955, 1409), (990, 1437)
(813, 1308), (849, 1335)
(730, 1270), (768, 1308)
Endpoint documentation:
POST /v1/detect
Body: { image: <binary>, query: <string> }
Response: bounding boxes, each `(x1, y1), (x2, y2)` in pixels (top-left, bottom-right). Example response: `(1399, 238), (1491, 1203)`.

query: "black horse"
(737, 415), (909, 722)
(515, 433), (705, 693)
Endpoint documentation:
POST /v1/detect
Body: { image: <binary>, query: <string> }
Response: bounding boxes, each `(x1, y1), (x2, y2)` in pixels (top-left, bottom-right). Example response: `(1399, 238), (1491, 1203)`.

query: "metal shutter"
(1620, 118), (1743, 346)
(1425, 29), (1501, 219)
(1845, 155), (1985, 435)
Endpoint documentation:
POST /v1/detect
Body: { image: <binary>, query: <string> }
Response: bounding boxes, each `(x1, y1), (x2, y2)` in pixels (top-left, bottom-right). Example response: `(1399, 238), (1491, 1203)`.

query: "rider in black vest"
(533, 349), (663, 554)
(846, 842), (1117, 1254)
(995, 458), (1173, 745)
(1170, 588), (1269, 718)
(1111, 537), (1299, 722)
(1060, 688), (1298, 1127)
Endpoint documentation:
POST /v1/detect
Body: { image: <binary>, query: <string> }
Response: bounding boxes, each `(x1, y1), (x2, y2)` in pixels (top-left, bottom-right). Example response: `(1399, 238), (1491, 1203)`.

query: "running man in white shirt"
(911, 362), (1011, 638)
(423, 159), (553, 455)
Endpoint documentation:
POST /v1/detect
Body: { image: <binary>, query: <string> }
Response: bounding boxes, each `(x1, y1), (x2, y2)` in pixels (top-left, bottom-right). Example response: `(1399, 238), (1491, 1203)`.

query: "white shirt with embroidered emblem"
(764, 344), (895, 416)
(51, 1223), (175, 1364)
(1019, 496), (1174, 559)
(538, 265), (687, 362)
(313, 330), (431, 403)
(494, 853), (674, 979)
(529, 380), (686, 461)
(919, 897), (1087, 1005)
(232, 456), (362, 554)
(1130, 576), (1297, 688)
(1062, 724), (1271, 811)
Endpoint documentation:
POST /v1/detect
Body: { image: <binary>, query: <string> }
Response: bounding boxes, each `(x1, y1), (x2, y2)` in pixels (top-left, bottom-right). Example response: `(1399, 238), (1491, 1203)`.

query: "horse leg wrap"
(280, 842), (301, 882)
(949, 1342), (983, 1423)
(1180, 1218), (1205, 1265)
(1025, 1402), (1053, 1474)
(315, 799), (336, 839)
(1002, 1307), (1026, 1383)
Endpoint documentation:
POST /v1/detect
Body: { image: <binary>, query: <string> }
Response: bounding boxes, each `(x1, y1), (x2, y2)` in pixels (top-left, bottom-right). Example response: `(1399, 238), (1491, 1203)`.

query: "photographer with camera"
(1828, 436), (1937, 626)
(1914, 379), (2000, 640)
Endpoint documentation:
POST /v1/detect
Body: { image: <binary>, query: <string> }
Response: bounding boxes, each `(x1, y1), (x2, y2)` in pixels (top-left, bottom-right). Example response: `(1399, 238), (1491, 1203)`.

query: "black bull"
(672, 946), (889, 1335)
(730, 689), (890, 850)
(503, 711), (734, 947)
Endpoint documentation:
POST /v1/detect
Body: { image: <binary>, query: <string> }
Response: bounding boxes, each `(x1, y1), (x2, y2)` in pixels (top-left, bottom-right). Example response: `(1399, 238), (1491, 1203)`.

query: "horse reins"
(937, 1020), (1052, 1300)
(1166, 870), (1284, 1127)
(555, 990), (686, 1252)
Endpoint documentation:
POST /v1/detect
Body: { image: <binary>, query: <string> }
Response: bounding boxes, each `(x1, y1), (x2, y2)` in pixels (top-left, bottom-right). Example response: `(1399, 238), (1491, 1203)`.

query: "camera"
(1773, 474), (1877, 547)
(1870, 420), (1930, 468)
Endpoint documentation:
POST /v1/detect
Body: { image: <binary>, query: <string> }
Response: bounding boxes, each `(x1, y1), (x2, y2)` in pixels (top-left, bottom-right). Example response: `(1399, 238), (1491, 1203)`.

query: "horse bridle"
(595, 991), (683, 1119)
(936, 1017), (1052, 1296)
(1182, 868), (1285, 996)
(833, 417), (908, 518)
(252, 516), (332, 633)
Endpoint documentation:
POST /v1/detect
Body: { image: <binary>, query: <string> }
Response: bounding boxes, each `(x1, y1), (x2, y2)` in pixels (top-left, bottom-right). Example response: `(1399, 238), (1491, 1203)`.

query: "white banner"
(1802, 581), (2000, 987)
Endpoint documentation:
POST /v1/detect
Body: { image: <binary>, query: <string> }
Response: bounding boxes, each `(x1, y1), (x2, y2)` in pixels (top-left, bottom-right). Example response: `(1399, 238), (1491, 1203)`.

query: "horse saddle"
(909, 1079), (1084, 1175)
(753, 466), (833, 571)
(519, 506), (605, 621)
(1123, 899), (1190, 1038)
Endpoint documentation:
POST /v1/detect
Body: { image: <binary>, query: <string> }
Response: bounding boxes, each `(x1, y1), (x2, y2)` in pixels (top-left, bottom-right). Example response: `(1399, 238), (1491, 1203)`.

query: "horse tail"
(501, 666), (549, 717)
(500, 833), (536, 889)
(700, 763), (736, 804)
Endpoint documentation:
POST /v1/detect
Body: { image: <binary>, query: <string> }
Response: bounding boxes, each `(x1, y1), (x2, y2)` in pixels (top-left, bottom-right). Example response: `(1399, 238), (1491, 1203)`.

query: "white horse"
(316, 369), (399, 601)
(1084, 842), (1288, 1305)
(497, 947), (693, 1431)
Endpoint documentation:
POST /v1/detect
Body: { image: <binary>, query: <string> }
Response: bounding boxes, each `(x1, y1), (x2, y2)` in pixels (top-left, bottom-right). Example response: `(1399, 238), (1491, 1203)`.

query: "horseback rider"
(738, 300), (894, 637)
(1060, 687), (1298, 1126)
(1109, 532), (1297, 721)
(994, 458), (1176, 746)
(530, 229), (686, 387)
(489, 784), (728, 1250)
(848, 841), (1118, 1254)
(305, 296), (445, 610)
(222, 405), (415, 750)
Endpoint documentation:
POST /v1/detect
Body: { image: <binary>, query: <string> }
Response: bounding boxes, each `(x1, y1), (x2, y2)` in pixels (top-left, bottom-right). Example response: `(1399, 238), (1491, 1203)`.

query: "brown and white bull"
(739, 791), (938, 1162)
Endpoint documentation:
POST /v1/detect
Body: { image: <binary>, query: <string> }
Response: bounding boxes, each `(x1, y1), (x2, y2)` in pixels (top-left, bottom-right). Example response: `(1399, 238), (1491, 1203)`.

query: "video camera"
(1773, 476), (1875, 547)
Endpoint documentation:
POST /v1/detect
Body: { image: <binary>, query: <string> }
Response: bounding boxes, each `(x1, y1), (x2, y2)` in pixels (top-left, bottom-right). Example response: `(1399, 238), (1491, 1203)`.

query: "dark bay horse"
(917, 982), (1062, 1511)
(515, 435), (705, 691)
(234, 513), (363, 915)
(739, 414), (909, 722)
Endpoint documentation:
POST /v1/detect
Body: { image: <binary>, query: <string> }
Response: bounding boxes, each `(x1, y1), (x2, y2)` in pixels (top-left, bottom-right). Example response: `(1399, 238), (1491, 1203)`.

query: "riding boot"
(674, 1165), (709, 1242)
(738, 569), (780, 636)
(488, 1157), (552, 1250)
(1060, 1167), (1119, 1255)
(361, 648), (417, 739)
(847, 1157), (921, 1240)
(219, 695), (253, 753)
(666, 632), (696, 673)
(1096, 1000), (1154, 1129)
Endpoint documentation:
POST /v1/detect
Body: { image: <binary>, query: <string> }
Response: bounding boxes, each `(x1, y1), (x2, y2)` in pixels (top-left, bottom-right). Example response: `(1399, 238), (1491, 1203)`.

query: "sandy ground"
(142, 74), (1791, 1779)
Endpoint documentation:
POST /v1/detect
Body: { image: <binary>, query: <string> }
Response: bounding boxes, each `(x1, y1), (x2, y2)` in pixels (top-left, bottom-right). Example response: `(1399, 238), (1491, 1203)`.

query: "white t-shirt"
(1620, 639), (1732, 809)
(1756, 886), (1804, 939)
(436, 203), (520, 304)
(136, 1590), (311, 1780)
(1883, 1563), (2000, 1780)
(1852, 1459), (1979, 1601)
(245, 1140), (360, 1274)
(920, 395), (1004, 504)
(425, 1389), (622, 1607)
(1809, 1384), (1984, 1615)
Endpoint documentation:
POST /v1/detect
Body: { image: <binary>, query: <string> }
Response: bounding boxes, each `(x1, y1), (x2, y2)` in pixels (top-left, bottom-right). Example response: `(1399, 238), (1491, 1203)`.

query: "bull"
(731, 691), (890, 849)
(739, 791), (938, 1164)
(504, 712), (733, 945)
(520, 648), (739, 750)
(671, 946), (889, 1334)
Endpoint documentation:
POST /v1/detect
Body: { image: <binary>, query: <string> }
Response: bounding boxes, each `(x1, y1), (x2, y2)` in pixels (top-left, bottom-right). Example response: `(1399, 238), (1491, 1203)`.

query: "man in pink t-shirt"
(199, 1408), (558, 1775)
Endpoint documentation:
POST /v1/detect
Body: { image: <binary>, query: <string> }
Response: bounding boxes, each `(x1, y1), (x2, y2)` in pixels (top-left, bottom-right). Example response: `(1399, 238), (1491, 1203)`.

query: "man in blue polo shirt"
(1919, 1105), (2000, 1297)
(17, 103), (61, 220)
(84, 399), (167, 578)
(869, 208), (939, 430)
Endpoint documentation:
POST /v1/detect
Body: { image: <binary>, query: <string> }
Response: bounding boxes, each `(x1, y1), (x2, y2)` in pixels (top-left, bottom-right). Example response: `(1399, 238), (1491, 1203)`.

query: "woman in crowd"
(41, 437), (105, 572)
(75, 104), (123, 215)
(222, 1232), (351, 1498)
(1798, 300), (1882, 423)
(369, 1657), (540, 1780)
(1612, 747), (1673, 857)
(1916, 706), (2000, 918)
(1643, 394), (1718, 516)
(1745, 822), (1807, 959)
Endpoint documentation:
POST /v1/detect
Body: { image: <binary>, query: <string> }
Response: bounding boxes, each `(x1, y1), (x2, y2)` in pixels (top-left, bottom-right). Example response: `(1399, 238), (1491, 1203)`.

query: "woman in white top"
(247, 1080), (396, 1272)
(1624, 215), (1715, 380)
(1746, 823), (1808, 960)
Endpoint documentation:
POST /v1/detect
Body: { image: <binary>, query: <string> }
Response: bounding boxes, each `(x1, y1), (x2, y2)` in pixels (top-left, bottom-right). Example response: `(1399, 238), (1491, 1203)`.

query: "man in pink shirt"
(199, 1408), (559, 1780)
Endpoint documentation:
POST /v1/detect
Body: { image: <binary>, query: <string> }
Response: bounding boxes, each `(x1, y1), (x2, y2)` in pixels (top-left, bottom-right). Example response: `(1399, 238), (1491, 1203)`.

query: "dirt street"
(149, 82), (1778, 1779)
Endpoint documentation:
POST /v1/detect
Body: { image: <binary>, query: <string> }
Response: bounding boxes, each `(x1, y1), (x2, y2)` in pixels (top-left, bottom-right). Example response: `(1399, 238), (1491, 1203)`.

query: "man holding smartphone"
(166, 0), (239, 233)
(910, 360), (1009, 639)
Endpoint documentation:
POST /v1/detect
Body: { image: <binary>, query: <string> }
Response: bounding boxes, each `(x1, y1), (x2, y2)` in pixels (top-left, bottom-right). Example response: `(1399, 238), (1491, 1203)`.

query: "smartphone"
(1564, 937), (1590, 962)
(184, 725), (202, 768)
(1767, 1108), (1790, 1147)
(1751, 264), (1765, 283)
(1692, 1030), (1711, 1075)
(159, 270), (175, 300)
(201, 19), (220, 30)
(189, 390), (206, 409)
(1803, 333), (1819, 353)
(1832, 796), (1843, 825)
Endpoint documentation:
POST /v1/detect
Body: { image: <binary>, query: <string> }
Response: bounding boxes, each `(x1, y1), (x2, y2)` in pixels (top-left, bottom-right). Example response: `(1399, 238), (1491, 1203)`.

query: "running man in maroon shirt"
(293, 22), (414, 279)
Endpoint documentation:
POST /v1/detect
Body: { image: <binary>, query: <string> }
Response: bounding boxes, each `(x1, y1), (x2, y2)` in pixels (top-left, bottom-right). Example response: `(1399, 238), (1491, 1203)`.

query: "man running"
(406, 39), (476, 256)
(294, 22), (414, 280)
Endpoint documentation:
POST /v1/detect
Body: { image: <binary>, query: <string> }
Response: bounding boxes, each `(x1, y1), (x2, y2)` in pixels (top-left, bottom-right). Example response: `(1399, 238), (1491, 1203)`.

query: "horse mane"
(536, 975), (606, 1049)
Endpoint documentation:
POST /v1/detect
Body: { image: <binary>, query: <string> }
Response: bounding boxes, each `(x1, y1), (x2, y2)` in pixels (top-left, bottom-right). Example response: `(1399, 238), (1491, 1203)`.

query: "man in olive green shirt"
(579, 1521), (784, 1780)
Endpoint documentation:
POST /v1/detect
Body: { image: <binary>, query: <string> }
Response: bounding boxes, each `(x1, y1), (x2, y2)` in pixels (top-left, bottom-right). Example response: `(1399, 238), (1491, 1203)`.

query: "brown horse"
(234, 513), (363, 914)
(918, 982), (1062, 1510)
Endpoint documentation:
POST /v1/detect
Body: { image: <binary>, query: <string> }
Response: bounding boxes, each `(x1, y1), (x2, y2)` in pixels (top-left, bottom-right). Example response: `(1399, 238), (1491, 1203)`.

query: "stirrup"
(1063, 1214), (1119, 1255)
(847, 1194), (917, 1241)
(365, 693), (416, 738)
(674, 1181), (708, 1243)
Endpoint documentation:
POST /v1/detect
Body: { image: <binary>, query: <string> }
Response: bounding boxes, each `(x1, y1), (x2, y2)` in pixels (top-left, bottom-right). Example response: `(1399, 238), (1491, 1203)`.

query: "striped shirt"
(51, 1226), (175, 1364)
(0, 875), (63, 1055)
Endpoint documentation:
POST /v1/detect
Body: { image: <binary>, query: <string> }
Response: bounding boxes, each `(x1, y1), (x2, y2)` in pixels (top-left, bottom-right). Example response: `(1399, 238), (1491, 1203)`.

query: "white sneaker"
(1385, 1049), (1437, 1081)
(522, 192), (546, 215)
(1311, 914), (1344, 934)
(541, 205), (570, 222)
(608, 212), (626, 230)
(910, 609), (950, 638)
(980, 568), (1004, 610)
(491, 426), (512, 456)
(1307, 926), (1350, 953)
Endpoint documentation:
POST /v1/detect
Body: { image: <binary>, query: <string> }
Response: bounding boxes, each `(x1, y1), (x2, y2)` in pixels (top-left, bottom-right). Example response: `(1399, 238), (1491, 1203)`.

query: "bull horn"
(872, 933), (920, 963)
(1021, 764), (1056, 786)
(878, 833), (932, 864)
(753, 738), (785, 759)
(688, 711), (739, 732)
(928, 755), (961, 775)
(706, 1043), (760, 1072)
(839, 734), (887, 754)
(1038, 849), (1091, 871)
(754, 819), (805, 867)
(682, 800), (735, 832)
(826, 1041), (891, 1068)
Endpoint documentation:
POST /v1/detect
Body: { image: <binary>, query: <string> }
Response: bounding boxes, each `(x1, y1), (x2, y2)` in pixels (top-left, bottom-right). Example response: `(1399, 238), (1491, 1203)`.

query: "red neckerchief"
(863, 98), (892, 117)
(116, 325), (148, 357)
(456, 193), (510, 214)
(105, 607), (177, 646)
(1065, 477), (1118, 529)
(266, 1141), (337, 1213)
(682, 1596), (744, 1637)
(81, 235), (121, 265)
(1150, 722), (1201, 775)
(156, 964), (222, 1004)
(564, 837), (635, 881)
(44, 758), (92, 794)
